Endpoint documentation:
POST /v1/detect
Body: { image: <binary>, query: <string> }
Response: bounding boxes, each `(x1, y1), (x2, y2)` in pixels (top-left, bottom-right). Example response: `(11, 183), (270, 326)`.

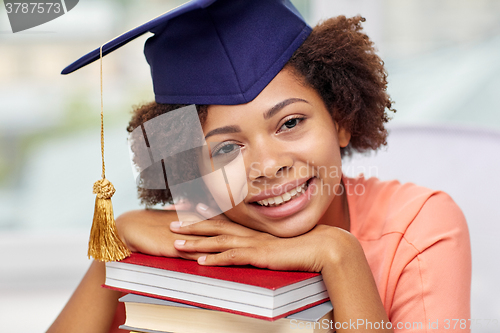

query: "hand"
(115, 209), (211, 260)
(170, 204), (346, 273)
(162, 197), (193, 211)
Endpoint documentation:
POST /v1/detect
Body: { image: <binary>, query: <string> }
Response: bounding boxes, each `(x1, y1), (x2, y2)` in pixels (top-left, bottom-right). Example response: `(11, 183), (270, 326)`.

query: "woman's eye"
(279, 117), (304, 131)
(213, 143), (238, 156)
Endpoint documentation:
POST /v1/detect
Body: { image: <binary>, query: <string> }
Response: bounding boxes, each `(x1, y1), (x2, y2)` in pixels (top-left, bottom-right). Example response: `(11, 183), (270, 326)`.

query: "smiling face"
(199, 67), (351, 237)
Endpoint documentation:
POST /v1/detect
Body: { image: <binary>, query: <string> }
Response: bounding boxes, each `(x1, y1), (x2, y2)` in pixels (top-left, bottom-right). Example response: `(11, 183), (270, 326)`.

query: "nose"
(247, 143), (293, 182)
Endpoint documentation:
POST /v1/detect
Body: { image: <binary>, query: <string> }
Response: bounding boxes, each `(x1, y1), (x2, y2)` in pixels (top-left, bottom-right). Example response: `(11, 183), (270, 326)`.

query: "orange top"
(344, 175), (471, 332)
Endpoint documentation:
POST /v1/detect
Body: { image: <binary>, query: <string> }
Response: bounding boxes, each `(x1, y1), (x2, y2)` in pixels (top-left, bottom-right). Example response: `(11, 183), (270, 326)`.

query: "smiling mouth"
(254, 178), (312, 207)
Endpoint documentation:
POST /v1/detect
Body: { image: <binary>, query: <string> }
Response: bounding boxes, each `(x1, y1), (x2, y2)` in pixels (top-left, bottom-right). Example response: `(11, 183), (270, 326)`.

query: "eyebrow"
(205, 125), (241, 140)
(263, 98), (309, 120)
(204, 98), (309, 139)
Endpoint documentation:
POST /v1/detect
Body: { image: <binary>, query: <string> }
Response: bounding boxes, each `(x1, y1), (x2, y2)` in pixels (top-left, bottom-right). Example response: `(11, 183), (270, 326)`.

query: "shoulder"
(344, 175), (468, 250)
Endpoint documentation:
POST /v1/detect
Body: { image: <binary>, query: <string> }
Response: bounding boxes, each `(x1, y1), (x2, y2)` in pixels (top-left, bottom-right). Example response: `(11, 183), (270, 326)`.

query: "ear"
(335, 123), (351, 148)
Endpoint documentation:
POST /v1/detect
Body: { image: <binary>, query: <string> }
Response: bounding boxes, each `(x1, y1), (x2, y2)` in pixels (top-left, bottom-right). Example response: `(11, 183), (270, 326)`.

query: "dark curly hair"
(127, 16), (395, 206)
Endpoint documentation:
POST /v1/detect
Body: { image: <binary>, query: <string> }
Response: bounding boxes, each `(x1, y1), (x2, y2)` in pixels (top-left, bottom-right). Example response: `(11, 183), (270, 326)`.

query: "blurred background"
(1, 0), (499, 332)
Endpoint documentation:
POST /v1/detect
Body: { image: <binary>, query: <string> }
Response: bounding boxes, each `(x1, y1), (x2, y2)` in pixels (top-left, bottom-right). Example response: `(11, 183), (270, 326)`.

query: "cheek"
(294, 132), (343, 202)
(318, 139), (343, 180)
(222, 152), (248, 205)
(200, 151), (248, 213)
(222, 205), (251, 225)
(201, 172), (233, 212)
(292, 130), (342, 174)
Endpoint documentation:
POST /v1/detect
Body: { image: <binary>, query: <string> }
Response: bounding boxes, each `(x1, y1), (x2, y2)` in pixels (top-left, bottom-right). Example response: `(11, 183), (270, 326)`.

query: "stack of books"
(105, 253), (334, 333)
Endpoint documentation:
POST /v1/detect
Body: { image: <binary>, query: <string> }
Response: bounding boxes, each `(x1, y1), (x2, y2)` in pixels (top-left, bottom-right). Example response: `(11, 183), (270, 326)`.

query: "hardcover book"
(119, 293), (334, 333)
(105, 253), (329, 320)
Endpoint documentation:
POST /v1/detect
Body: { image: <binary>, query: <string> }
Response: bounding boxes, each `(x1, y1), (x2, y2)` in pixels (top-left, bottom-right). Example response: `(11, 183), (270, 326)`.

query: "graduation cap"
(62, 0), (311, 261)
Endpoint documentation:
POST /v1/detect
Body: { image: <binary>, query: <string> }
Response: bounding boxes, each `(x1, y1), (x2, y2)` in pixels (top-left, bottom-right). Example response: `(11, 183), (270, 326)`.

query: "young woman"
(49, 3), (471, 333)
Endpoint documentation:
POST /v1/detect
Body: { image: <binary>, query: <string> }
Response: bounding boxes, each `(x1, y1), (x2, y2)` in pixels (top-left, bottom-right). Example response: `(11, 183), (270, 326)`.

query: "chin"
(269, 226), (314, 238)
(255, 211), (329, 238)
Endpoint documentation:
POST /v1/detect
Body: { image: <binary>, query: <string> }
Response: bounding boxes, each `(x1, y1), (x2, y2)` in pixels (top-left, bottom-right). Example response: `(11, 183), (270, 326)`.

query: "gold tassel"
(88, 178), (131, 261)
(87, 45), (131, 262)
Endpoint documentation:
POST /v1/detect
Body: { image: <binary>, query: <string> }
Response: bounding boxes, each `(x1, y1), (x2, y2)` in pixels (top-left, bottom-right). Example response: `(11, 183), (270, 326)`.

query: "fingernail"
(170, 221), (183, 229)
(198, 256), (206, 264)
(174, 240), (186, 246)
(197, 203), (208, 211)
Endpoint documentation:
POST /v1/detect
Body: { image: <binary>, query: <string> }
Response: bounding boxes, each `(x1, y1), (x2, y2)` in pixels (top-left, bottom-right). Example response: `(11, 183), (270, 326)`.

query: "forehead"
(202, 68), (318, 129)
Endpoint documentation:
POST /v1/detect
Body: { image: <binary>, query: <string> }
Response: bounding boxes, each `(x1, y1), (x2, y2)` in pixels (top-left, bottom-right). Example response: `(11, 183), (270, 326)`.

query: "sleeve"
(389, 192), (471, 332)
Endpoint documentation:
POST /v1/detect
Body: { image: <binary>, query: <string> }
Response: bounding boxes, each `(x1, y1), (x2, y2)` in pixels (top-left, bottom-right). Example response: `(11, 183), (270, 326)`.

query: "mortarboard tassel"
(89, 178), (130, 261)
(88, 46), (131, 262)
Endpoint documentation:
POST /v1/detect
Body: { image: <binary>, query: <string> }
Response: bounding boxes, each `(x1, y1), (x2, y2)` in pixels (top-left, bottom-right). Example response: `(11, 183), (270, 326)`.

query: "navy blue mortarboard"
(62, 0), (311, 105)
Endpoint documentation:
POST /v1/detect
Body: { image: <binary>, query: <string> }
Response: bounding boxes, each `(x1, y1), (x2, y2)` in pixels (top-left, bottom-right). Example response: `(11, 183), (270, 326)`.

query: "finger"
(162, 203), (176, 210)
(163, 198), (193, 211)
(175, 250), (212, 261)
(170, 219), (260, 237)
(198, 248), (261, 267)
(196, 203), (230, 221)
(174, 202), (193, 211)
(129, 227), (205, 257)
(173, 235), (254, 253)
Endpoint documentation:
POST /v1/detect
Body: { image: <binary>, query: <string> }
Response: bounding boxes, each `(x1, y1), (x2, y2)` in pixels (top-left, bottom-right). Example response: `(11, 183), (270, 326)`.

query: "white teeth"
(256, 181), (309, 207)
(274, 196), (284, 204)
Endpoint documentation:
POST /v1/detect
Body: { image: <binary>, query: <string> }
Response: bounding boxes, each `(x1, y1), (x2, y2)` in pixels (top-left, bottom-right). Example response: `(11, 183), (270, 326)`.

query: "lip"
(249, 177), (317, 219)
(246, 177), (312, 203)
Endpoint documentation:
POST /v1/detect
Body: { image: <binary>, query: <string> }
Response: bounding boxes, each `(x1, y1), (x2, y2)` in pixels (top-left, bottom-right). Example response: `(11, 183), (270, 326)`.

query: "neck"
(318, 177), (351, 231)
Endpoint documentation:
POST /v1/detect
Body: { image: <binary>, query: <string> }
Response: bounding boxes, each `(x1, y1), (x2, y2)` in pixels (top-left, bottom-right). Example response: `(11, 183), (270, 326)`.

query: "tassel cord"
(87, 45), (131, 262)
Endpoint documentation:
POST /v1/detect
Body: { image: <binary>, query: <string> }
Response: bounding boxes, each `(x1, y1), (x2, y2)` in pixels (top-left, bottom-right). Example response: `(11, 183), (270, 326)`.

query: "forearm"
(116, 209), (178, 253)
(47, 260), (122, 333)
(321, 230), (393, 333)
(115, 209), (204, 257)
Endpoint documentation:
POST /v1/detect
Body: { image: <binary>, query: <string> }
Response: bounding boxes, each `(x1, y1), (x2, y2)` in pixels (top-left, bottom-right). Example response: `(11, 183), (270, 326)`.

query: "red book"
(105, 253), (329, 321)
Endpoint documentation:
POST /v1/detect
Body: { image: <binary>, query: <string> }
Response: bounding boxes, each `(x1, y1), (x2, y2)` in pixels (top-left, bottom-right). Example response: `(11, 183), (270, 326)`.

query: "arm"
(115, 209), (209, 259)
(389, 193), (471, 332)
(321, 228), (393, 332)
(47, 209), (208, 333)
(47, 260), (123, 333)
(171, 215), (392, 333)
